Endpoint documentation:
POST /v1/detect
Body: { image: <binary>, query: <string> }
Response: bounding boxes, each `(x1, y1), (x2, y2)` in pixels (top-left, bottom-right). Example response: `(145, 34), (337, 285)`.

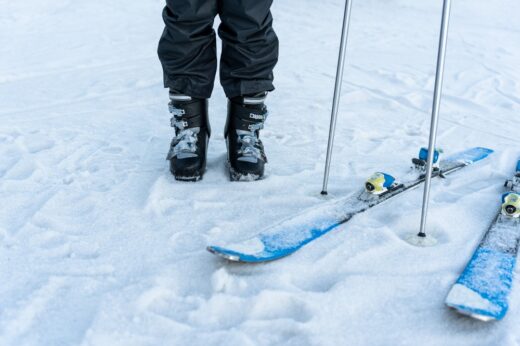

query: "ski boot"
(412, 147), (442, 172)
(225, 92), (268, 181)
(501, 192), (520, 218)
(365, 172), (398, 195)
(166, 92), (210, 181)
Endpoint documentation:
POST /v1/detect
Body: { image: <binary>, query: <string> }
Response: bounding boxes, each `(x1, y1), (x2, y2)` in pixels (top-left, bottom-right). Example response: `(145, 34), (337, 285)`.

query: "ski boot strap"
(228, 103), (267, 132)
(232, 91), (268, 106)
(169, 92), (193, 102)
(168, 96), (208, 130)
(227, 93), (268, 132)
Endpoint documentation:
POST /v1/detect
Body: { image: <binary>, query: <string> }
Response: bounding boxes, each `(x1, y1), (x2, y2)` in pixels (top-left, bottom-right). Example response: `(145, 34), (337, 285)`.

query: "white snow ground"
(1, 0), (520, 344)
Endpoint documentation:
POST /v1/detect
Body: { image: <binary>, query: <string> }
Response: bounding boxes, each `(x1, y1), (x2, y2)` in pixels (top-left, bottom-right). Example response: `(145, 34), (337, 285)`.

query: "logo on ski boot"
(249, 113), (265, 120)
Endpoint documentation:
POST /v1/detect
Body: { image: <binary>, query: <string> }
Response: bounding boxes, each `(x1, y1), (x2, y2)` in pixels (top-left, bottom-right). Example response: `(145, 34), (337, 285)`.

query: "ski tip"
(206, 245), (292, 263)
(468, 312), (497, 322)
(474, 147), (494, 156)
(445, 283), (506, 322)
(446, 147), (494, 164)
(446, 304), (498, 322)
(206, 245), (266, 263)
(207, 246), (242, 262)
(466, 147), (494, 158)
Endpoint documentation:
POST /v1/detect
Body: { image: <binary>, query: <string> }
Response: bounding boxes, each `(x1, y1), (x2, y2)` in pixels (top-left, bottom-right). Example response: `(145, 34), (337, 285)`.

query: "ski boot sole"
(174, 174), (203, 182)
(171, 167), (205, 182)
(228, 164), (263, 182)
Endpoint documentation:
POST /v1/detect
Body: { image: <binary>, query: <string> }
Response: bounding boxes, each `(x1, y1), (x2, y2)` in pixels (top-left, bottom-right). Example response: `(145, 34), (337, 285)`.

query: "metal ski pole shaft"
(321, 0), (354, 196)
(411, 0), (452, 246)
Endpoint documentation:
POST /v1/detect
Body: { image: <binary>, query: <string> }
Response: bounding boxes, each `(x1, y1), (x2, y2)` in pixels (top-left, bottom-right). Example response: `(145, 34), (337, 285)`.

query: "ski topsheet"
(445, 159), (520, 321)
(207, 147), (493, 263)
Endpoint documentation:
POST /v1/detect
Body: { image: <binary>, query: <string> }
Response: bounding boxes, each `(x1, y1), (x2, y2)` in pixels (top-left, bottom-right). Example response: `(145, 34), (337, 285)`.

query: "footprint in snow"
(2, 158), (37, 181)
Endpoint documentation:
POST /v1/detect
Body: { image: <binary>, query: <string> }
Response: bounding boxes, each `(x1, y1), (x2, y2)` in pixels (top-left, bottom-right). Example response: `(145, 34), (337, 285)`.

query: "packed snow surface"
(1, 0), (520, 345)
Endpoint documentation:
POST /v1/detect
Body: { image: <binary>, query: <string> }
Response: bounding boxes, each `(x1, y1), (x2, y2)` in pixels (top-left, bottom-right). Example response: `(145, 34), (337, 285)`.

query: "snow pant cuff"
(164, 74), (215, 100)
(222, 80), (275, 99)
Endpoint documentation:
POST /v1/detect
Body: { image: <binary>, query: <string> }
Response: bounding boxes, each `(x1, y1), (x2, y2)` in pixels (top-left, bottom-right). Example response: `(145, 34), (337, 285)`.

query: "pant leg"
(218, 0), (279, 98)
(158, 0), (218, 99)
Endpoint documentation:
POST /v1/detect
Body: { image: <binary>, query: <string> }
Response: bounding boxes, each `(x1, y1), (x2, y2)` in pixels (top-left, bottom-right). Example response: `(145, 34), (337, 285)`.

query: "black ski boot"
(225, 92), (268, 181)
(166, 93), (210, 181)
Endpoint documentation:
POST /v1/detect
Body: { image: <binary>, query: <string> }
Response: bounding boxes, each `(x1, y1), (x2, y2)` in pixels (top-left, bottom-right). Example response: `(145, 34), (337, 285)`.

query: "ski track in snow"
(1, 0), (520, 345)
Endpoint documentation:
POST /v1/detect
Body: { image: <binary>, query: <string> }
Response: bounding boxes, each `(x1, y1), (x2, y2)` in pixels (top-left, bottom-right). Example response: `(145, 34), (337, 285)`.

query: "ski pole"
(410, 0), (452, 246)
(321, 0), (354, 196)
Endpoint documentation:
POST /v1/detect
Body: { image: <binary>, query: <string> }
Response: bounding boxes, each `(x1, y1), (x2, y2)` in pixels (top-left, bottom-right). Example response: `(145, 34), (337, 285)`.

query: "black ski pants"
(158, 0), (279, 99)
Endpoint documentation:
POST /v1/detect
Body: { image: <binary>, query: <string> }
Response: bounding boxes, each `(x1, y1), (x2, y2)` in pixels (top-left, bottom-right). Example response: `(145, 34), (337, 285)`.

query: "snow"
(1, 0), (520, 345)
(223, 238), (266, 254)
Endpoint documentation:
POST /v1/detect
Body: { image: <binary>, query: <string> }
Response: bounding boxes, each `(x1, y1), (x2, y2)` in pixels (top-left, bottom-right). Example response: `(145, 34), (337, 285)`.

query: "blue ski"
(445, 158), (520, 321)
(207, 147), (493, 263)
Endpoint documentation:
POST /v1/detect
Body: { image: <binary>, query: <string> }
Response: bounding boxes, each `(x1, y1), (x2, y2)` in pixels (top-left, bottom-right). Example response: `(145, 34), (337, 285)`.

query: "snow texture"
(1, 0), (520, 345)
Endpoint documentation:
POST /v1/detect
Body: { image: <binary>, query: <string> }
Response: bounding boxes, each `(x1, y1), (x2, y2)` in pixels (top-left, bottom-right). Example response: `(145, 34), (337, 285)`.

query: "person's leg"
(224, 92), (269, 181)
(158, 0), (218, 99)
(218, 0), (277, 181)
(166, 93), (211, 181)
(158, 0), (216, 181)
(218, 0), (279, 98)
